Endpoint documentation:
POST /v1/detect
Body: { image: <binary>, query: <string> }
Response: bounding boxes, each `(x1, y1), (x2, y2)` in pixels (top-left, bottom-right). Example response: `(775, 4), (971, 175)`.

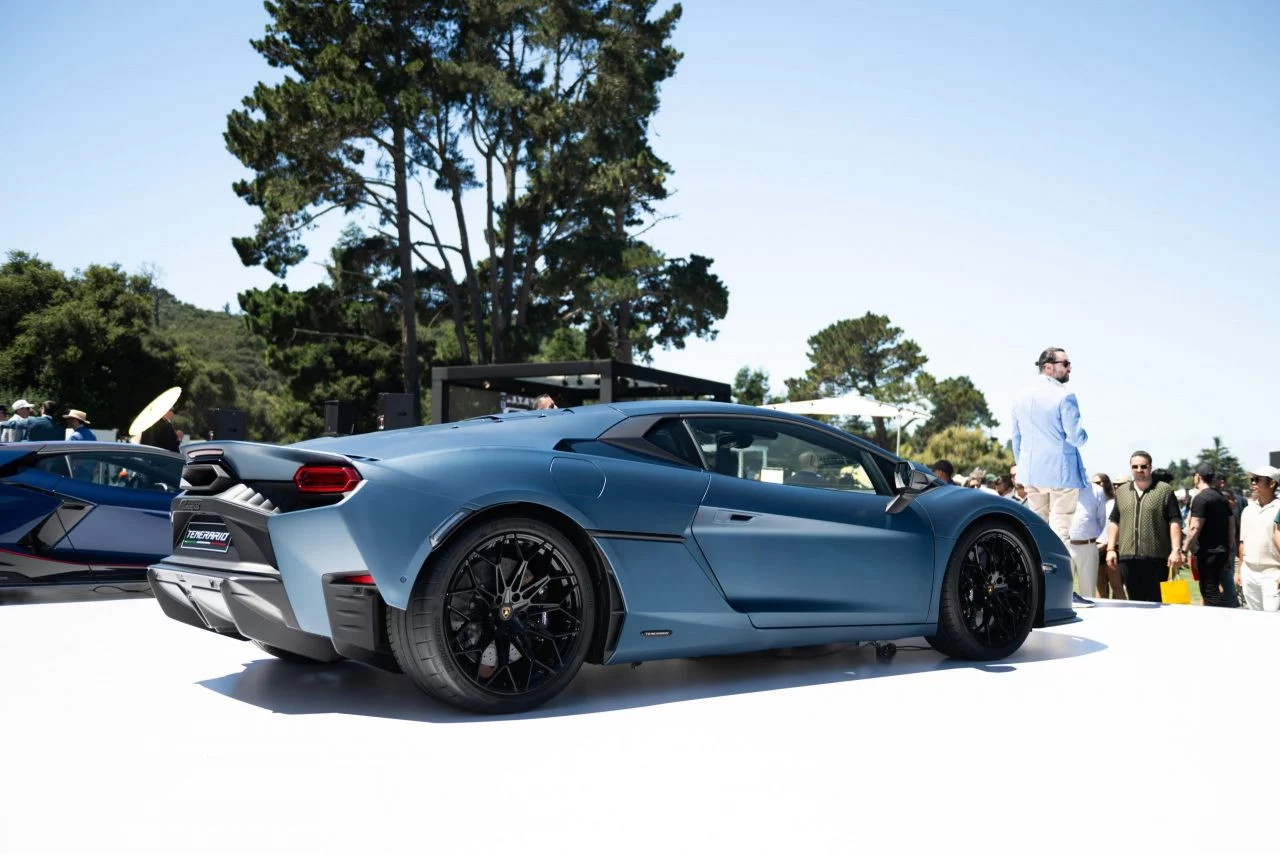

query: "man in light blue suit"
(1011, 348), (1089, 547)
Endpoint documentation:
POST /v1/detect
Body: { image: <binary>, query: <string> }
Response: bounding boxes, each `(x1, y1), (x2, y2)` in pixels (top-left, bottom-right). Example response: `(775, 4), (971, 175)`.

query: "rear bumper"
(148, 561), (395, 668)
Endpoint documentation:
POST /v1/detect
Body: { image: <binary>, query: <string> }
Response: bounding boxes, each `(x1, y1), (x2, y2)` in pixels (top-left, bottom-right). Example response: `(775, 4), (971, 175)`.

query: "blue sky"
(2, 0), (1276, 477)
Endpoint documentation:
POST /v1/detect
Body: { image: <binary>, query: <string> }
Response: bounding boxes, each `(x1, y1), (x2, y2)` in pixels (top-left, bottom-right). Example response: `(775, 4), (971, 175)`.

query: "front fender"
(914, 487), (1073, 623)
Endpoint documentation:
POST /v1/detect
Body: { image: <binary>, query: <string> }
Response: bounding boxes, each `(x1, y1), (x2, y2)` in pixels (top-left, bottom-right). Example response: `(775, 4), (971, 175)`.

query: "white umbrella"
(128, 387), (182, 443)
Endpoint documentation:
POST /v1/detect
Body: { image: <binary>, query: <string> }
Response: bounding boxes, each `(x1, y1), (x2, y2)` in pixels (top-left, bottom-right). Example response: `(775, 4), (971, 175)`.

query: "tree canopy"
(913, 372), (998, 446)
(731, 366), (773, 407)
(0, 252), (181, 429)
(228, 0), (727, 419)
(0, 251), (293, 441)
(918, 426), (1014, 478)
(782, 312), (998, 451)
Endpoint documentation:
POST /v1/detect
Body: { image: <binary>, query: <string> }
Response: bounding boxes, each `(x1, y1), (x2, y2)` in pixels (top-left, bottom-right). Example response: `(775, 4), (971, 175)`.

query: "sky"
(2, 0), (1277, 477)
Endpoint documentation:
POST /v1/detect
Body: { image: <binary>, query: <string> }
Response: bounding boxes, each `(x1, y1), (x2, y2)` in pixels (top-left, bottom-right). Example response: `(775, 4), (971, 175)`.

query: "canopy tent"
(761, 395), (929, 453)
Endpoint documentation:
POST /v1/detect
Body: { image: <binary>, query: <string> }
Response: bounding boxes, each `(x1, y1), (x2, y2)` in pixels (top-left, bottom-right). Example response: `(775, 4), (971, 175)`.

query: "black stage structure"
(431, 359), (731, 424)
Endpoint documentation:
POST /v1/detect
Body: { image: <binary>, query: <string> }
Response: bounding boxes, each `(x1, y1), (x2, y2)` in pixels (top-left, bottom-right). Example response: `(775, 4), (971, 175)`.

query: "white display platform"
(1, 587), (1272, 853)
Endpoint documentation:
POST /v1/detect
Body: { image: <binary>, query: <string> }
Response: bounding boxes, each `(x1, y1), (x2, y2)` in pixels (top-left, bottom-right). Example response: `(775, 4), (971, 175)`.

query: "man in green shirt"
(1105, 450), (1184, 602)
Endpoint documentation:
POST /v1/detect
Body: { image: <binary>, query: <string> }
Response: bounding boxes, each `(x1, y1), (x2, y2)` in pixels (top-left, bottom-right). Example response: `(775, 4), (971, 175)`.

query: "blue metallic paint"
(163, 401), (1075, 664)
(692, 478), (935, 626)
(2, 443), (182, 584)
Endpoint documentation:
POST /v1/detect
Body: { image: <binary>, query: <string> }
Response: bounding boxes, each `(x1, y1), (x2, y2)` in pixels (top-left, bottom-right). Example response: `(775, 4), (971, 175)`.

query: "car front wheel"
(388, 517), (596, 714)
(926, 520), (1040, 660)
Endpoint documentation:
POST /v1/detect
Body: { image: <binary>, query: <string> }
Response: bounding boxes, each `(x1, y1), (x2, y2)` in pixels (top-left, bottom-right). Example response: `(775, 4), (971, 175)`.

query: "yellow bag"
(1160, 566), (1191, 605)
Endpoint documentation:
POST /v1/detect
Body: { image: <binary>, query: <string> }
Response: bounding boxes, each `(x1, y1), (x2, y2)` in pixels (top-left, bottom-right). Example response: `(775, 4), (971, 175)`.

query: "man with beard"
(1182, 464), (1234, 607)
(1105, 451), (1184, 602)
(1011, 348), (1090, 605)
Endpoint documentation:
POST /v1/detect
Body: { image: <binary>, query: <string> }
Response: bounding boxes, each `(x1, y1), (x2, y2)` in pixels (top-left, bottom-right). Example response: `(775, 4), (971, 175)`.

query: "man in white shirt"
(1237, 464), (1280, 611)
(1066, 476), (1108, 607)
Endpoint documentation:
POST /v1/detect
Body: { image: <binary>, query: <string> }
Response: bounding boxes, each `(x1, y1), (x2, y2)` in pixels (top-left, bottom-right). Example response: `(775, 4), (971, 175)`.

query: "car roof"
(287, 399), (899, 462)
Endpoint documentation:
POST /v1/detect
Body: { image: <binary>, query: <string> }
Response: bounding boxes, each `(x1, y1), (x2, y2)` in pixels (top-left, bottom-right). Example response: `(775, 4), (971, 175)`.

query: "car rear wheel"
(926, 520), (1040, 660)
(388, 517), (596, 714)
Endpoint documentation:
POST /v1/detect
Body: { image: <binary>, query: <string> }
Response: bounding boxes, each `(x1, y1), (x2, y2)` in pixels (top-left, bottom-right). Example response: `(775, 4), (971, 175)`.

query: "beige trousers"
(1025, 486), (1079, 544)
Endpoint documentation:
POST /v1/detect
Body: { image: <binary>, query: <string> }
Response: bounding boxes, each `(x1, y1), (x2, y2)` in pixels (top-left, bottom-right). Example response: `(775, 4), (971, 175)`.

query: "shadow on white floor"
(196, 628), (1108, 723)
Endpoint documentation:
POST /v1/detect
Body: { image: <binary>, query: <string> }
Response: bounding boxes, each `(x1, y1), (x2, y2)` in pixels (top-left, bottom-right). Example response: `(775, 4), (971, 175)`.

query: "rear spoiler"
(183, 441), (355, 482)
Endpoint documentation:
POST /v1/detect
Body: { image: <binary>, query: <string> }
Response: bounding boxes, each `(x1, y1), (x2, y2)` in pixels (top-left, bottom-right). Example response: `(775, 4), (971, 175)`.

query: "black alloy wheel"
(389, 517), (596, 714)
(927, 520), (1039, 660)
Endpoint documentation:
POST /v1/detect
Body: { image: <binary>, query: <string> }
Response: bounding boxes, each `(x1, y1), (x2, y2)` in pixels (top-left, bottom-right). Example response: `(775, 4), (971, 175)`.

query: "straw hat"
(64, 409), (91, 424)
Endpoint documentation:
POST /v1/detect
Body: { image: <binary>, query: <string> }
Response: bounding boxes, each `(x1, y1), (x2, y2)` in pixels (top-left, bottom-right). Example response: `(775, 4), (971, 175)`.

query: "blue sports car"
(1, 441), (183, 588)
(149, 401), (1075, 713)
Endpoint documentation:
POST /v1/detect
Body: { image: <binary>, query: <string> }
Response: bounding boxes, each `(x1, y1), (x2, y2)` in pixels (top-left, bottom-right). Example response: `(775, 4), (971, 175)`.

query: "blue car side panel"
(564, 455), (709, 535)
(594, 537), (754, 661)
(273, 447), (706, 629)
(0, 480), (62, 543)
(58, 504), (169, 563)
(268, 479), (466, 630)
(690, 478), (935, 627)
(597, 536), (937, 662)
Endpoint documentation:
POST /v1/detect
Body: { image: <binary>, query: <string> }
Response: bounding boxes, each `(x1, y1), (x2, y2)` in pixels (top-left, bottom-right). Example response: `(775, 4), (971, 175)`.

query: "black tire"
(388, 516), (596, 714)
(251, 640), (328, 664)
(926, 519), (1041, 660)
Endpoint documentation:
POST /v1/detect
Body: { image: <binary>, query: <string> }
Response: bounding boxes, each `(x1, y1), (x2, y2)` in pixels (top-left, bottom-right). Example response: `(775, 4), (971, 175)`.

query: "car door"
(0, 464), (95, 585)
(55, 448), (181, 579)
(685, 416), (935, 627)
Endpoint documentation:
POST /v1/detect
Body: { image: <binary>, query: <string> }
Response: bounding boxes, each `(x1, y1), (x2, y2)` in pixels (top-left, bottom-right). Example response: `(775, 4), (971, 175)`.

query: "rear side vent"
(221, 483), (277, 513)
(181, 463), (236, 493)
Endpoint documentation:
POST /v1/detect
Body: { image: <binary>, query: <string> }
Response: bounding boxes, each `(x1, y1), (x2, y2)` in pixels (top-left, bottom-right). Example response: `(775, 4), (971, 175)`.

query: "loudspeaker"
(208, 408), (245, 441)
(1270, 450), (1280, 469)
(378, 393), (414, 431)
(324, 400), (356, 436)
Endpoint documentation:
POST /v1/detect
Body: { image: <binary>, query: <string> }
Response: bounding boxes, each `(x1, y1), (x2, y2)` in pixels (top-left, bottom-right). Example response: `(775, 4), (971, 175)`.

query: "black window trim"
(599, 412), (905, 495)
(681, 414), (896, 496)
(42, 447), (184, 490)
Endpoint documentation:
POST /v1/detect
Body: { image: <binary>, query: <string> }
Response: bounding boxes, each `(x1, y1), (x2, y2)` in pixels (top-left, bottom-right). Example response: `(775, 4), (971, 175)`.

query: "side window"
(684, 417), (889, 495)
(64, 452), (183, 492)
(34, 455), (72, 477)
(642, 419), (705, 468)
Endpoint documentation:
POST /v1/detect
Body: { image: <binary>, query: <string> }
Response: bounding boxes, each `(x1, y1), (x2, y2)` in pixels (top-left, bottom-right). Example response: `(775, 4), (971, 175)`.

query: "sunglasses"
(1250, 476), (1271, 484)
(1050, 360), (1072, 367)
(1131, 464), (1150, 470)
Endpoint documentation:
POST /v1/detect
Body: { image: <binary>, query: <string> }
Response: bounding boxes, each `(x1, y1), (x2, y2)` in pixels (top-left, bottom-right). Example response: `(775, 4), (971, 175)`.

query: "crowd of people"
(0, 397), (185, 452)
(0, 399), (96, 442)
(930, 347), (1280, 612)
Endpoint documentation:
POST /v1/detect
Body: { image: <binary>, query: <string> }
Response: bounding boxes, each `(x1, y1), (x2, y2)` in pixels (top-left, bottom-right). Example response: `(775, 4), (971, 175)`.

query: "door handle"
(713, 510), (757, 524)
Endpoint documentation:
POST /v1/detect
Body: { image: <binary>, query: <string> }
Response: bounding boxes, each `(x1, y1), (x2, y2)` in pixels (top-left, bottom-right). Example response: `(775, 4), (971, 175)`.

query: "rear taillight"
(293, 464), (361, 494)
(343, 574), (376, 585)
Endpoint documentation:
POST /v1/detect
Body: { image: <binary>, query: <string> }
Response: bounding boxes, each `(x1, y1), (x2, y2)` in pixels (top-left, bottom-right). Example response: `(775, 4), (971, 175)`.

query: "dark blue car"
(0, 441), (182, 587)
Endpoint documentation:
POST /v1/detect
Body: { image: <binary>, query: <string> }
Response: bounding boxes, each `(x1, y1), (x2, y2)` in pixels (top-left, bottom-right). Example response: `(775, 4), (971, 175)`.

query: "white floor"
(1, 586), (1272, 853)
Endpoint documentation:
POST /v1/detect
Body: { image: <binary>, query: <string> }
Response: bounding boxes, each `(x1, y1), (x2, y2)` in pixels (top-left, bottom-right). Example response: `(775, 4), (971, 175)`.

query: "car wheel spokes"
(444, 531), (584, 696)
(958, 531), (1033, 648)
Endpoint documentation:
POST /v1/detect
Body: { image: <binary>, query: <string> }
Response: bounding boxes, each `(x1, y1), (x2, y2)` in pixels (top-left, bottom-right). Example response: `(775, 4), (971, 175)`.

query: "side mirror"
(886, 461), (932, 515)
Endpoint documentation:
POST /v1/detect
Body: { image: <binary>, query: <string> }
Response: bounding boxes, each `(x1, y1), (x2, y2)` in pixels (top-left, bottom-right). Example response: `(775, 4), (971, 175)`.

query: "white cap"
(1248, 464), (1280, 483)
(10, 399), (33, 411)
